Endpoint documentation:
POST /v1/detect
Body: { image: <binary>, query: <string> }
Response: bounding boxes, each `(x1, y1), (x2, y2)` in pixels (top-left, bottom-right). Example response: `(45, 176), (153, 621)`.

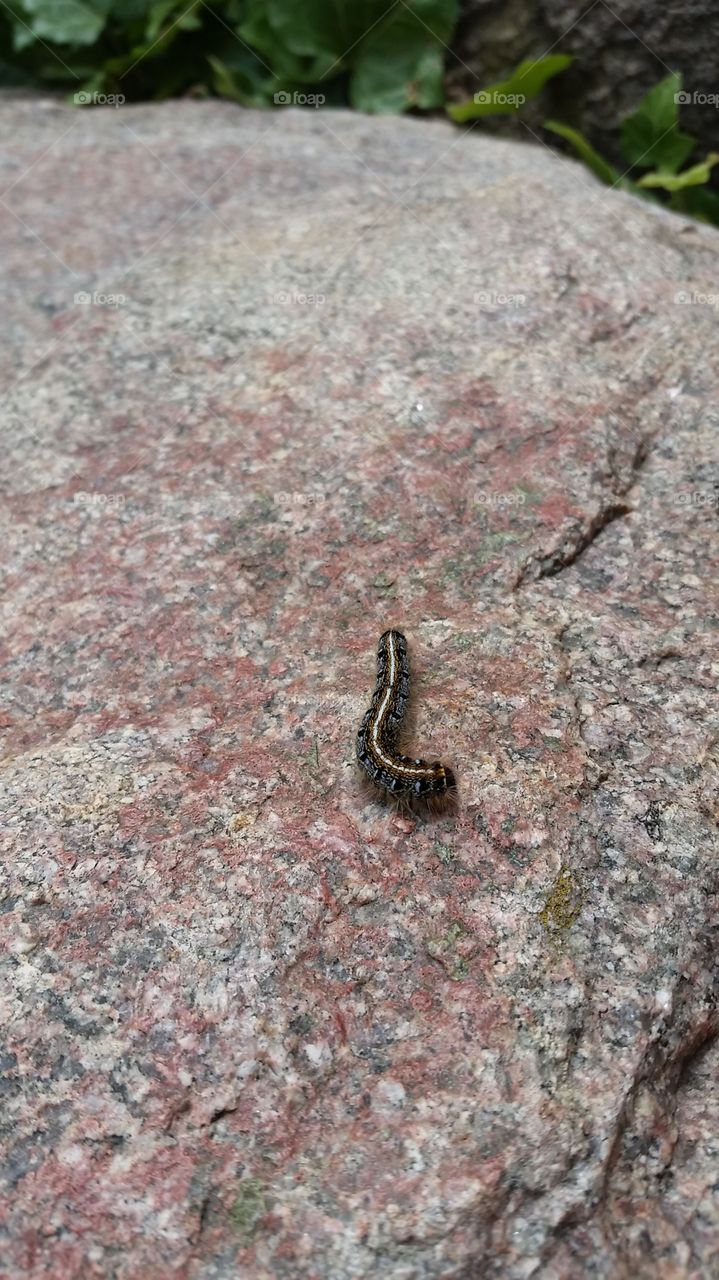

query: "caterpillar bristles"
(355, 629), (456, 816)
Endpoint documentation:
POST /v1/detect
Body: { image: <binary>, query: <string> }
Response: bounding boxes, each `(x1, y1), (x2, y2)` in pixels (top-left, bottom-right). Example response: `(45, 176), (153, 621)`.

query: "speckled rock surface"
(1, 97), (718, 1280)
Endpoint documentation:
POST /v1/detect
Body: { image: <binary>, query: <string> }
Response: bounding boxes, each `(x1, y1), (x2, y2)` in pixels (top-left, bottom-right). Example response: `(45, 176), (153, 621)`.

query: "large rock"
(0, 96), (717, 1279)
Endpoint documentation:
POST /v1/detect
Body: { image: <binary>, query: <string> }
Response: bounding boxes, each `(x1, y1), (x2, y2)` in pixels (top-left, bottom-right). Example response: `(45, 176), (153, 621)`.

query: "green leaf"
(352, 2), (457, 113)
(620, 72), (695, 172)
(239, 0), (346, 85)
(352, 44), (445, 113)
(12, 23), (38, 53)
(543, 120), (621, 186)
(637, 153), (719, 191)
(448, 54), (573, 122)
(20, 0), (113, 47)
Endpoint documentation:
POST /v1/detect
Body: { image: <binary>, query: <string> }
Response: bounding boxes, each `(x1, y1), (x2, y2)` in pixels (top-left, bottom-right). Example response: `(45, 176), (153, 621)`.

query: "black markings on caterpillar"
(356, 629), (456, 808)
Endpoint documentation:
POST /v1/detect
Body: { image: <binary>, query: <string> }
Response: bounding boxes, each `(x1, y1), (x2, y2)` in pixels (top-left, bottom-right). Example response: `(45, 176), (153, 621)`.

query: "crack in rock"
(515, 499), (633, 586)
(514, 429), (655, 587)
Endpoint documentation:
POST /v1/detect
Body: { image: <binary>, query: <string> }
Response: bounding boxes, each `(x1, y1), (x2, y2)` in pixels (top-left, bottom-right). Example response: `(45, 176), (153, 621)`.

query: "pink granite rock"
(0, 96), (717, 1279)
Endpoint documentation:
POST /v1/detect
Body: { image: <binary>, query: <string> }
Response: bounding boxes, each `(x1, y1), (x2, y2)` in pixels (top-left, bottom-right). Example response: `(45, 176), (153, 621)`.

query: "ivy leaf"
(620, 72), (695, 172)
(448, 54), (573, 122)
(352, 3), (456, 113)
(239, 0), (342, 85)
(352, 45), (446, 112)
(637, 153), (719, 191)
(19, 0), (113, 47)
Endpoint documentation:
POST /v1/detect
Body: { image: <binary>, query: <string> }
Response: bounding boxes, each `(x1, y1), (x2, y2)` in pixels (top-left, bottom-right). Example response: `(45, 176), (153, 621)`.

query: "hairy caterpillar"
(356, 630), (456, 808)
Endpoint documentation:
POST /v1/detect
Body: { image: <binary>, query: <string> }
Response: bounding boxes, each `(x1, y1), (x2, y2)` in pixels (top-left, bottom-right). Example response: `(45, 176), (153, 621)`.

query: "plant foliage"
(0, 0), (458, 113)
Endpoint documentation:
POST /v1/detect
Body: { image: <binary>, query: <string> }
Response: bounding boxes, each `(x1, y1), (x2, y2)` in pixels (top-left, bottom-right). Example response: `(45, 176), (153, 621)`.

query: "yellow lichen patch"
(229, 813), (256, 834)
(61, 773), (134, 822)
(539, 865), (584, 941)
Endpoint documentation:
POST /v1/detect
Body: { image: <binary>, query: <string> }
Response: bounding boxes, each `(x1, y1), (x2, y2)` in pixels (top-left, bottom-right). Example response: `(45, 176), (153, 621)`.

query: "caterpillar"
(356, 629), (456, 808)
